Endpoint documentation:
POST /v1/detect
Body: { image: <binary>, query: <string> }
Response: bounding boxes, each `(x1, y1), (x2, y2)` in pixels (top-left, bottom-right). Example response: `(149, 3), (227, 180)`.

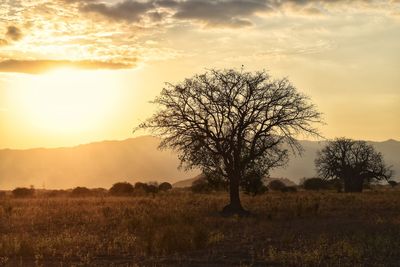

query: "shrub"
(158, 182), (172, 192)
(134, 182), (149, 192)
(191, 178), (211, 193)
(12, 187), (35, 198)
(91, 188), (108, 196)
(70, 187), (92, 197)
(146, 184), (159, 194)
(241, 179), (268, 196)
(326, 178), (343, 192)
(44, 189), (68, 198)
(109, 182), (134, 196)
(388, 180), (398, 188)
(303, 178), (328, 191)
(281, 186), (297, 193)
(268, 180), (287, 192)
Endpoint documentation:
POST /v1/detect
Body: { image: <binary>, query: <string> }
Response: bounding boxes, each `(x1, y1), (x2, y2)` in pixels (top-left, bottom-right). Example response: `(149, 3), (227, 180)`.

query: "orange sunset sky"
(0, 0), (399, 149)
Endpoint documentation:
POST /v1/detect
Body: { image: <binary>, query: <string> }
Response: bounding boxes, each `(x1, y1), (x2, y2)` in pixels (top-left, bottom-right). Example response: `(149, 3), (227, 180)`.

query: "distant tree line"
(7, 181), (173, 198)
(191, 176), (298, 194)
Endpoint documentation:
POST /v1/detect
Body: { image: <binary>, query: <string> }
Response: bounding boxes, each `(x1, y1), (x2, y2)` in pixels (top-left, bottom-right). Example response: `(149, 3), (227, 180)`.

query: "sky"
(0, 0), (399, 149)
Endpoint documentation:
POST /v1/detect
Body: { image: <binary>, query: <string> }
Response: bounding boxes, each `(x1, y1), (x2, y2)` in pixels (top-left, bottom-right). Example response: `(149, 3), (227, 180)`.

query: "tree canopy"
(139, 68), (322, 215)
(315, 138), (393, 192)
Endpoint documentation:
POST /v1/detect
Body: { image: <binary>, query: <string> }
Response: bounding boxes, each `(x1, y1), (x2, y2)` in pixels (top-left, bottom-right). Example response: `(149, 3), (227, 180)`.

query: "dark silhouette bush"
(133, 182), (160, 195)
(388, 180), (398, 188)
(12, 187), (35, 198)
(268, 180), (287, 192)
(70, 187), (92, 197)
(91, 188), (108, 196)
(134, 182), (149, 192)
(158, 182), (172, 192)
(241, 174), (268, 196)
(303, 178), (328, 191)
(242, 183), (268, 196)
(109, 182), (134, 196)
(146, 184), (159, 195)
(44, 189), (68, 198)
(191, 178), (212, 193)
(281, 186), (297, 193)
(326, 178), (343, 192)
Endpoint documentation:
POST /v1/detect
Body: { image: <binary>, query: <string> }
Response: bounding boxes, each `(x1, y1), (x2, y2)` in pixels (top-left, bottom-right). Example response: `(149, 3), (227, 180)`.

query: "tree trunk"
(221, 173), (249, 216)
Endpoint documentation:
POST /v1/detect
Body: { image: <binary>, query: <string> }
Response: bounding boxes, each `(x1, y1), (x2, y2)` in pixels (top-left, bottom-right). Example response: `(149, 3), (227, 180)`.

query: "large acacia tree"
(315, 138), (393, 192)
(139, 69), (322, 215)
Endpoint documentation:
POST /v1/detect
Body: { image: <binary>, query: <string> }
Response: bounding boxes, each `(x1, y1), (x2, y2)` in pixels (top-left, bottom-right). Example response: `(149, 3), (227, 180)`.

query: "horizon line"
(0, 135), (398, 151)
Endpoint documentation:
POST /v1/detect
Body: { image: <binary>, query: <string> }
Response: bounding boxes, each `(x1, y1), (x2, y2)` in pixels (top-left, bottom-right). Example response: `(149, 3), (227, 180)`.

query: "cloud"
(81, 0), (155, 22)
(301, 6), (324, 16)
(148, 11), (167, 21)
(77, 0), (269, 27)
(68, 0), (400, 29)
(0, 39), (8, 46)
(6, 26), (23, 41)
(0, 59), (134, 74)
(172, 0), (269, 28)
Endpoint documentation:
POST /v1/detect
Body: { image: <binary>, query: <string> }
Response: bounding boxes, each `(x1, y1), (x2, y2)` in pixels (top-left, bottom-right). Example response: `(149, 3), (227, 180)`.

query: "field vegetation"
(0, 188), (400, 266)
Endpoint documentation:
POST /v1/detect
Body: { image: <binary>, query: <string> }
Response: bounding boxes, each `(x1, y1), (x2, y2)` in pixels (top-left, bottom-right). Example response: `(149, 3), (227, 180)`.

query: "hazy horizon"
(0, 136), (398, 190)
(0, 134), (399, 151)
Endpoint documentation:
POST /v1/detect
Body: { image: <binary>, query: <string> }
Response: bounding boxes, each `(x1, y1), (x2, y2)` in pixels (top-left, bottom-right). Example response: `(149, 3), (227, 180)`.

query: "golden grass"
(0, 191), (400, 266)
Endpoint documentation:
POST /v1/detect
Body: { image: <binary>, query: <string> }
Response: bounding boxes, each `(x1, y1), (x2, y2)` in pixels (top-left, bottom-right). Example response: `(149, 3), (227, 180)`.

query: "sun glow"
(8, 68), (121, 135)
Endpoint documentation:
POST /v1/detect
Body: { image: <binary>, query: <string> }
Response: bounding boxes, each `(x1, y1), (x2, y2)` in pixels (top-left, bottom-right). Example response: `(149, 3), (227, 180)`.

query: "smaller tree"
(158, 182), (173, 191)
(315, 138), (393, 192)
(110, 182), (134, 196)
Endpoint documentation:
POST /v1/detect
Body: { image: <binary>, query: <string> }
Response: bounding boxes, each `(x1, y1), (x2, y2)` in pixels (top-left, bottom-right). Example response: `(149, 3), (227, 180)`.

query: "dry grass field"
(1, 190), (400, 266)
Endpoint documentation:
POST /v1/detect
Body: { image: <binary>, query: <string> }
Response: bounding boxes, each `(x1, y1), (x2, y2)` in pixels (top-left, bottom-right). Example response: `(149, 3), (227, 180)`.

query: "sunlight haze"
(0, 0), (399, 148)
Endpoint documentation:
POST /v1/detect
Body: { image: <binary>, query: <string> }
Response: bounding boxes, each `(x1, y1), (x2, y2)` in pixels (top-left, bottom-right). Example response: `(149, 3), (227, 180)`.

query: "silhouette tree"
(139, 68), (321, 215)
(315, 138), (393, 192)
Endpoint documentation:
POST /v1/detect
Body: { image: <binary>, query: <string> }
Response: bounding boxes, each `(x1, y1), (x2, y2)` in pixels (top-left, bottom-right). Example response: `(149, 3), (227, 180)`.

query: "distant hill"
(0, 136), (398, 189)
(0, 136), (197, 189)
(173, 175), (202, 188)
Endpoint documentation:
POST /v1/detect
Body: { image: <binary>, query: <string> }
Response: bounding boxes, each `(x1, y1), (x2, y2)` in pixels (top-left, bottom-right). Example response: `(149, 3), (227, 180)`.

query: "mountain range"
(0, 136), (398, 189)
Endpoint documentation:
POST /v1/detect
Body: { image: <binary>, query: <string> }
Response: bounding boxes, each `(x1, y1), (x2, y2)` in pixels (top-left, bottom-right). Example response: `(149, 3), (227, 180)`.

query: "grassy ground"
(0, 190), (400, 266)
